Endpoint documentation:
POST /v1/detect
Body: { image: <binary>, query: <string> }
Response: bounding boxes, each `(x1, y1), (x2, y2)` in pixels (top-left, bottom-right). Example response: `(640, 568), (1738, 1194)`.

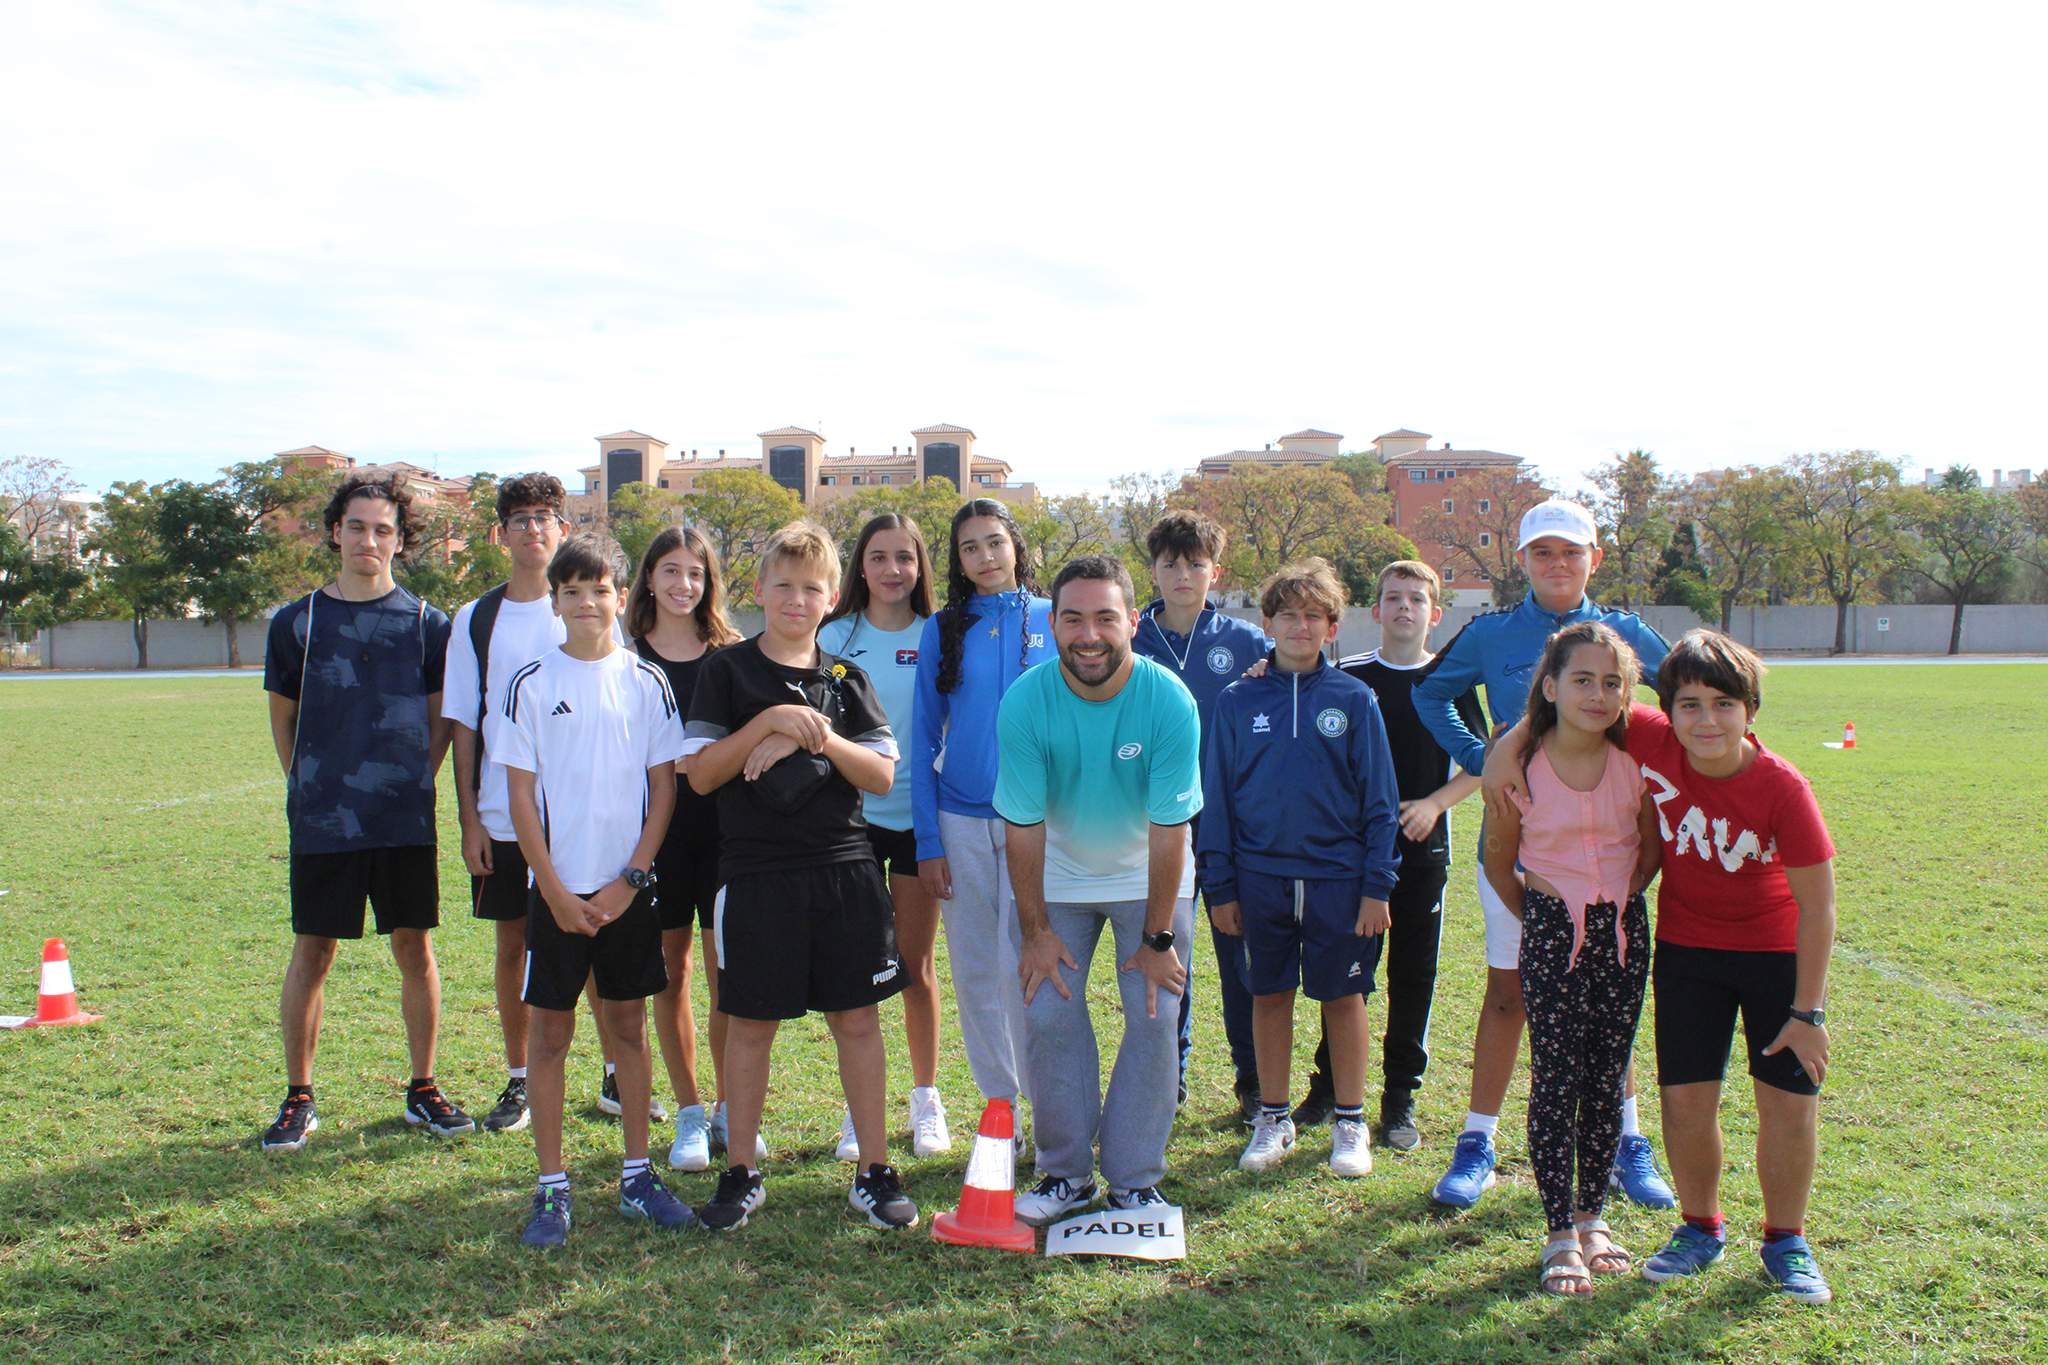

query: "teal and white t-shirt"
(993, 655), (1202, 903)
(818, 612), (925, 832)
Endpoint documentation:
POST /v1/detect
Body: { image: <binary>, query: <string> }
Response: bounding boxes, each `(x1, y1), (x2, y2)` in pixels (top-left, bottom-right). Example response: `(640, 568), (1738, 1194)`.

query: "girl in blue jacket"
(912, 499), (1055, 1116)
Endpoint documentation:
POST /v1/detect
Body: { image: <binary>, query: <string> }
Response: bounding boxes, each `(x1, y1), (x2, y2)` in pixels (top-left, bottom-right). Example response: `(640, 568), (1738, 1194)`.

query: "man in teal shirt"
(996, 555), (1202, 1226)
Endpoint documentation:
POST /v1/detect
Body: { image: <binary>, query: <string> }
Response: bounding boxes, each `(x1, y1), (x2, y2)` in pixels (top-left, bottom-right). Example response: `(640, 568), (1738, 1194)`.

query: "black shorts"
(290, 845), (439, 939)
(715, 860), (906, 1021)
(654, 840), (722, 932)
(865, 823), (919, 878)
(1653, 940), (1820, 1096)
(522, 885), (667, 1012)
(471, 839), (530, 922)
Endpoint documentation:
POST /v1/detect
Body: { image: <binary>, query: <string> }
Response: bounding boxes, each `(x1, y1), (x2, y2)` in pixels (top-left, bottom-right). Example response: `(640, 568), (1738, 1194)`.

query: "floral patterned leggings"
(1519, 888), (1651, 1231)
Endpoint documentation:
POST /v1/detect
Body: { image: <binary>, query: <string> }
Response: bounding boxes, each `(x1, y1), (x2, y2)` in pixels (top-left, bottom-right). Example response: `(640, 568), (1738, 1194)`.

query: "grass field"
(1, 665), (2045, 1363)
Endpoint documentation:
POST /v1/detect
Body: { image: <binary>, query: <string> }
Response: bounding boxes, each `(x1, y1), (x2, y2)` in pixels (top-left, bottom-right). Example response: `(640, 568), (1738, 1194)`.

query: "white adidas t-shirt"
(493, 646), (687, 894)
(443, 593), (620, 842)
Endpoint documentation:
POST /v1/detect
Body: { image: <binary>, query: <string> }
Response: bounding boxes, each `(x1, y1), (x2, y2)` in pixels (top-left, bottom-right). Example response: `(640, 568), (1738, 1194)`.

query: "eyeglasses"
(504, 513), (562, 531)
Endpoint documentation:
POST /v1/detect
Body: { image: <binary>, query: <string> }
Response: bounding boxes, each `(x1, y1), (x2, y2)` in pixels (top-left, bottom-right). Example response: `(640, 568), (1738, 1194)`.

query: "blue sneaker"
(1610, 1134), (1677, 1209)
(1430, 1131), (1497, 1208)
(1760, 1235), (1834, 1304)
(620, 1167), (698, 1230)
(1641, 1222), (1727, 1282)
(520, 1186), (572, 1248)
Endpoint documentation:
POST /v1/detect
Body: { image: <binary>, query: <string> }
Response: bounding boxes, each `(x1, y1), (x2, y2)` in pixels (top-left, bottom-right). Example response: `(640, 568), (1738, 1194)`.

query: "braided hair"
(935, 498), (1040, 695)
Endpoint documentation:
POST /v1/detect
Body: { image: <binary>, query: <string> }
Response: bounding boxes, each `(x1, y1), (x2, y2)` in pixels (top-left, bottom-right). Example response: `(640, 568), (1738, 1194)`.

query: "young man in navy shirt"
(1130, 510), (1270, 1119)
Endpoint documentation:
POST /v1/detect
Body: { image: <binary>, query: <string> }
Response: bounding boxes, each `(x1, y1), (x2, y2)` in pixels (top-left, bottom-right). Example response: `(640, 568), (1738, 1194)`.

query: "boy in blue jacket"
(1199, 559), (1400, 1178)
(1131, 509), (1271, 1116)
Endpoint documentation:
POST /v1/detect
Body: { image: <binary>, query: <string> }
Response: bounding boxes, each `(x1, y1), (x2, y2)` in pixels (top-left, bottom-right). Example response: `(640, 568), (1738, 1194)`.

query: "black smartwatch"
(622, 866), (656, 891)
(1143, 929), (1176, 954)
(1788, 1006), (1827, 1027)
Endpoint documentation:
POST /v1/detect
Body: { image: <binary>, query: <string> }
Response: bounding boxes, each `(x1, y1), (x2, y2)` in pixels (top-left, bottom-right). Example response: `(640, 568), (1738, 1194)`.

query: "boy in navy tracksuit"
(1130, 509), (1271, 1116)
(1198, 559), (1400, 1177)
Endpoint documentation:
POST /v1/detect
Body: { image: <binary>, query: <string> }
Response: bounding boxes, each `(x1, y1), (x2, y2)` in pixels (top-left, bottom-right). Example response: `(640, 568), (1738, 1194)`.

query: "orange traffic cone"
(1841, 722), (1856, 749)
(13, 939), (102, 1029)
(931, 1098), (1036, 1251)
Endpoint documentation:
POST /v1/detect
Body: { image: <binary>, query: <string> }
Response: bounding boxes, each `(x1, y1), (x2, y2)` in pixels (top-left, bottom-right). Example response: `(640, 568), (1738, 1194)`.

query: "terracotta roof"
(276, 445), (345, 458)
(756, 426), (822, 439)
(595, 430), (663, 443)
(1383, 448), (1522, 465)
(1373, 429), (1432, 442)
(912, 423), (976, 436)
(1279, 428), (1343, 441)
(1200, 448), (1341, 464)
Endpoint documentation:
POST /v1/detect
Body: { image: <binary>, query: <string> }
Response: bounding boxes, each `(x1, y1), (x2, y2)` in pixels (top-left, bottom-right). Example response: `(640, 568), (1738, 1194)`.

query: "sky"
(4, 0), (2043, 500)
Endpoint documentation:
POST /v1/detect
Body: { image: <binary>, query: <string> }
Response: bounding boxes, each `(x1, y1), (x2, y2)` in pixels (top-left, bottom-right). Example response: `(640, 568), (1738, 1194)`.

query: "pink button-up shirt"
(1511, 742), (1646, 971)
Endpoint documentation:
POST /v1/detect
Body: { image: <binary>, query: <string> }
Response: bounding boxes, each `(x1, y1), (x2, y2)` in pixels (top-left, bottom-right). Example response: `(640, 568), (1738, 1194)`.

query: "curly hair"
(1258, 556), (1347, 623)
(321, 473), (420, 560)
(1521, 620), (1640, 774)
(625, 524), (742, 647)
(935, 498), (1040, 695)
(495, 472), (566, 523)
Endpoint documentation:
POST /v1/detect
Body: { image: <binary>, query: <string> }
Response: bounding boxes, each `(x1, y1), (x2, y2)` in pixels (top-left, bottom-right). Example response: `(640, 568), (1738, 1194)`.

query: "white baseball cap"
(1517, 500), (1599, 550)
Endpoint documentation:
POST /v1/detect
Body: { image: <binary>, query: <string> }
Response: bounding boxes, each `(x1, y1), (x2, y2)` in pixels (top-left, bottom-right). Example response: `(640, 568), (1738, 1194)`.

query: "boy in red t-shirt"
(1491, 629), (1838, 1304)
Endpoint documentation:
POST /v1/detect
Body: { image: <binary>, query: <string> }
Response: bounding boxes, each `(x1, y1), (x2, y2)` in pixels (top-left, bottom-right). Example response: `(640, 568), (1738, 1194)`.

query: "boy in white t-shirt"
(495, 535), (693, 1246)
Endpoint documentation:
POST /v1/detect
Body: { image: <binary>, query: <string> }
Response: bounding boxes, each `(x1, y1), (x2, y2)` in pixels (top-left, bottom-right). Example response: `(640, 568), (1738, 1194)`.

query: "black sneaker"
(1380, 1089), (1421, 1151)
(403, 1083), (476, 1136)
(262, 1093), (319, 1152)
(697, 1165), (766, 1231)
(1233, 1071), (1262, 1125)
(849, 1163), (920, 1230)
(483, 1077), (530, 1134)
(1291, 1075), (1337, 1130)
(597, 1072), (668, 1122)
(1107, 1185), (1169, 1210)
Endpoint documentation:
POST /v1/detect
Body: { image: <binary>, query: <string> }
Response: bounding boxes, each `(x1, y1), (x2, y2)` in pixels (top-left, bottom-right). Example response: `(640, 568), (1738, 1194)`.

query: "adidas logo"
(551, 701), (573, 716)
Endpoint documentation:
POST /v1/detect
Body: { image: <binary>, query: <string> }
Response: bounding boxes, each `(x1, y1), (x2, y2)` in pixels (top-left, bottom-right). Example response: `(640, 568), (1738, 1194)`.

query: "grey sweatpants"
(937, 811), (1028, 1105)
(1024, 895), (1196, 1193)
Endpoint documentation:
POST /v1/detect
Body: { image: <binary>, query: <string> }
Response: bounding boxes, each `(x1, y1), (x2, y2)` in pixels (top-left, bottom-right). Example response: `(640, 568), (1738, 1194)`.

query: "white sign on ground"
(1044, 1206), (1187, 1261)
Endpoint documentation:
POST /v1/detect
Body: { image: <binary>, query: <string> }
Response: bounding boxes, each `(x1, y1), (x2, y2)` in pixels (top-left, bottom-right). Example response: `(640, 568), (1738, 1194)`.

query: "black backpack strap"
(468, 584), (509, 790)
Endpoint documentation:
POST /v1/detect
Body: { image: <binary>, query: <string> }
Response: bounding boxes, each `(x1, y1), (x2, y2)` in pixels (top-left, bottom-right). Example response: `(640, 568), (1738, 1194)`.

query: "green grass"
(1, 666), (2044, 1363)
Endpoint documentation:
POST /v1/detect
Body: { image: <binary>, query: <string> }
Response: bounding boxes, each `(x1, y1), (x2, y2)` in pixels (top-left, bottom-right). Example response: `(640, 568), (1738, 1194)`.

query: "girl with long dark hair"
(910, 499), (1055, 1124)
(818, 514), (953, 1158)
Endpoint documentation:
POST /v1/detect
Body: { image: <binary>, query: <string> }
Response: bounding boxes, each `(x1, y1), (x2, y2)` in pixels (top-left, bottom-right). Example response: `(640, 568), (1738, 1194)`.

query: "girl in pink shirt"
(1483, 621), (1660, 1296)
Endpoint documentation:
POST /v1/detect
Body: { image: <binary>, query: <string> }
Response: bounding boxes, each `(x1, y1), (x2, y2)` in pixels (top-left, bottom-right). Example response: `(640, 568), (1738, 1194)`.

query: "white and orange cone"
(930, 1098), (1036, 1251)
(1823, 721), (1858, 751)
(1, 939), (103, 1029)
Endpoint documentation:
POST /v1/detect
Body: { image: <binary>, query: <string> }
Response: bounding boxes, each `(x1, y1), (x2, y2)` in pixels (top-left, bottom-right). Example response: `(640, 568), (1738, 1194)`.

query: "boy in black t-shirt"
(1294, 561), (1484, 1150)
(682, 522), (919, 1232)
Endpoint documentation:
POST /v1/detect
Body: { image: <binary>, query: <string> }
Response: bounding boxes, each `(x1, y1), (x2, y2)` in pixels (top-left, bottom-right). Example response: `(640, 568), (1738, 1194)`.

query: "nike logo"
(550, 701), (573, 716)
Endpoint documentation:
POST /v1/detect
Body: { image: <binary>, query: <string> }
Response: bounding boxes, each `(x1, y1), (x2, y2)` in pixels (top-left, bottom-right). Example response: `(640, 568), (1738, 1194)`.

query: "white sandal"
(1574, 1216), (1631, 1275)
(1540, 1234), (1591, 1295)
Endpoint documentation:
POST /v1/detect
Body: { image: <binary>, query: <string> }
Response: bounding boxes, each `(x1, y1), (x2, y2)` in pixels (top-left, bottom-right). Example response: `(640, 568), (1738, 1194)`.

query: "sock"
(1333, 1104), (1365, 1123)
(408, 1077), (432, 1093)
(539, 1172), (568, 1191)
(1260, 1101), (1289, 1122)
(1762, 1225), (1804, 1244)
(621, 1157), (650, 1181)
(605, 1062), (617, 1076)
(287, 1084), (313, 1101)
(1463, 1111), (1500, 1139)
(1683, 1211), (1726, 1239)
(1620, 1095), (1642, 1137)
(508, 1067), (528, 1081)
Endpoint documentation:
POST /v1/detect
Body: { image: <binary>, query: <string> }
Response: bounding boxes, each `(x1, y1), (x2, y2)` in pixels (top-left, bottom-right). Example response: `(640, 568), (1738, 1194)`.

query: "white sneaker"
(835, 1110), (862, 1162)
(1239, 1111), (1297, 1172)
(1014, 1174), (1097, 1227)
(910, 1086), (952, 1156)
(1329, 1116), (1373, 1177)
(710, 1101), (768, 1164)
(669, 1103), (712, 1172)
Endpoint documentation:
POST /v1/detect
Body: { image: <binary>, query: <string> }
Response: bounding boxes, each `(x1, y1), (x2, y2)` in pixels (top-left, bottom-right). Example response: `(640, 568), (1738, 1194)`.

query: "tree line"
(5, 446), (2044, 664)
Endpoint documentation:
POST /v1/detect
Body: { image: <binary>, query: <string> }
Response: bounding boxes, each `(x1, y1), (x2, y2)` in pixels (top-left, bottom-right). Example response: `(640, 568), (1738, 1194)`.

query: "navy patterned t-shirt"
(264, 586), (451, 855)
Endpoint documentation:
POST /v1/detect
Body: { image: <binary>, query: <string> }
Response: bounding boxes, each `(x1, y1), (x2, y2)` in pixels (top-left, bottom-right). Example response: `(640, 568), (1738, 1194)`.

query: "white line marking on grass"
(130, 781), (274, 813)
(1836, 944), (2048, 1043)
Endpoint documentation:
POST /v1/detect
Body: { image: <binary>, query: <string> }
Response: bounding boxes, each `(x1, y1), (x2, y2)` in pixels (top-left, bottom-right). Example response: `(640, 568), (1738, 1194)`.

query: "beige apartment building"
(573, 424), (1037, 516)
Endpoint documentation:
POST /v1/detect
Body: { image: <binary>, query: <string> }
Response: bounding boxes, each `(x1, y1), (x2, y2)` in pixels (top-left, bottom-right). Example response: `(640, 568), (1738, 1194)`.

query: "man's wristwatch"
(1143, 929), (1176, 954)
(622, 866), (656, 891)
(1788, 1006), (1827, 1027)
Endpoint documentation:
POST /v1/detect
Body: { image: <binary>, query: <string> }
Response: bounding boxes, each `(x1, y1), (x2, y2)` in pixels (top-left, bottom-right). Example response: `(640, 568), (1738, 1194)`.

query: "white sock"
(1620, 1096), (1641, 1137)
(508, 1067), (528, 1080)
(605, 1062), (617, 1076)
(1464, 1111), (1500, 1138)
(622, 1157), (650, 1181)
(539, 1172), (568, 1191)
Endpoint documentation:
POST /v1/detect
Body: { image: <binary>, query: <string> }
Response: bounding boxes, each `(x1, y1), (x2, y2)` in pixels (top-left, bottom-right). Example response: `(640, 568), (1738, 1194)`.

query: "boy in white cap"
(1412, 499), (1673, 1211)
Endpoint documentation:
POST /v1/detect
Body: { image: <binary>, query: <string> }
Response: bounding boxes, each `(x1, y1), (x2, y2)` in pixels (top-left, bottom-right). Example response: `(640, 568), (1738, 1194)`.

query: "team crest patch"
(1207, 647), (1234, 674)
(1316, 708), (1347, 737)
(1117, 742), (1143, 760)
(1251, 713), (1271, 734)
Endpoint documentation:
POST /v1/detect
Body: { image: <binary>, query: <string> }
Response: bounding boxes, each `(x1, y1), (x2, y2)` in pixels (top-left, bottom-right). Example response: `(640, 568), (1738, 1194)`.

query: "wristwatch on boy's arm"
(622, 865), (657, 891)
(1788, 1005), (1827, 1026)
(1143, 930), (1176, 954)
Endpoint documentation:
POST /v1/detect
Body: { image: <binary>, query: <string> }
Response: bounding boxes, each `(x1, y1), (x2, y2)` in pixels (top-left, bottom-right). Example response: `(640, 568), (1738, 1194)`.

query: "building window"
(768, 445), (806, 498)
(1478, 498), (1491, 513)
(850, 476), (862, 486)
(975, 473), (991, 484)
(1442, 499), (1454, 513)
(1441, 564), (1458, 581)
(657, 479), (668, 489)
(820, 475), (835, 486)
(1478, 532), (1492, 547)
(1408, 470), (1425, 483)
(880, 475), (891, 485)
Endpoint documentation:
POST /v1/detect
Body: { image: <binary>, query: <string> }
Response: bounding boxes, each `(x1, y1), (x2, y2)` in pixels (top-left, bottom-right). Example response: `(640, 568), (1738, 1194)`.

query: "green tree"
(815, 478), (967, 561)
(608, 482), (690, 568)
(1650, 519), (1718, 622)
(1684, 465), (1789, 632)
(1414, 465), (1556, 607)
(1587, 449), (1677, 609)
(1334, 525), (1425, 610)
(1017, 493), (1117, 576)
(1779, 451), (1905, 655)
(679, 470), (807, 604)
(86, 481), (191, 668)
(0, 522), (86, 638)
(155, 458), (330, 666)
(1184, 465), (1385, 595)
(2013, 478), (2048, 595)
(1896, 470), (2029, 654)
(1104, 471), (1188, 565)
(1329, 451), (1387, 502)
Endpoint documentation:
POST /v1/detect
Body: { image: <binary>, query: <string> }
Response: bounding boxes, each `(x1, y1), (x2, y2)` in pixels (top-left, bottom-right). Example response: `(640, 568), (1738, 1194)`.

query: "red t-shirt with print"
(1624, 703), (1835, 952)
